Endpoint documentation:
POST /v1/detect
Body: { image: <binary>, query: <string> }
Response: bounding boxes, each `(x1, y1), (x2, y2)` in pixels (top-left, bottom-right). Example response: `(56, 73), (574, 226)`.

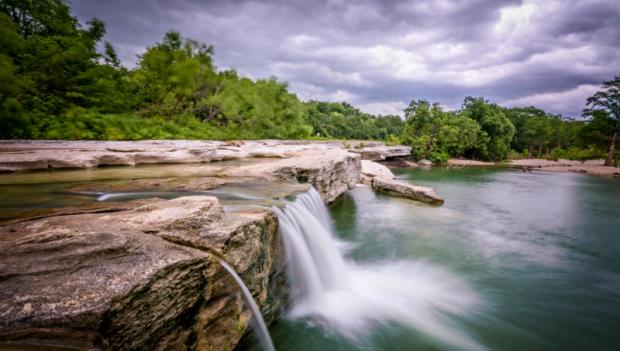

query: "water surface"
(0, 161), (304, 222)
(257, 167), (620, 351)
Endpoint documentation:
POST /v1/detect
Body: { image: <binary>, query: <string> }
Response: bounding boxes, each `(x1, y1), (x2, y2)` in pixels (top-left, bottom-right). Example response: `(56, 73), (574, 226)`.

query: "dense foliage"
(401, 100), (480, 162)
(398, 94), (618, 163)
(0, 0), (312, 140)
(305, 101), (403, 141)
(582, 76), (620, 166)
(0, 0), (617, 163)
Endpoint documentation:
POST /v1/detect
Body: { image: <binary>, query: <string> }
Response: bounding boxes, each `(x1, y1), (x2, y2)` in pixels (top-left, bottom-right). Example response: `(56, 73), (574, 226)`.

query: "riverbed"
(251, 167), (620, 351)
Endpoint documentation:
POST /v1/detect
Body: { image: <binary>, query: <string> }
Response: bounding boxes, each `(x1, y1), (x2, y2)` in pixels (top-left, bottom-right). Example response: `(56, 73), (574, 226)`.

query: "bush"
(507, 150), (529, 160)
(2, 108), (206, 140)
(548, 147), (606, 161)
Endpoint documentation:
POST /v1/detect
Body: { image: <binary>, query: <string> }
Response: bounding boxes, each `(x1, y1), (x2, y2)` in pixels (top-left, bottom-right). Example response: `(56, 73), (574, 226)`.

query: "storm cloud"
(71, 0), (620, 117)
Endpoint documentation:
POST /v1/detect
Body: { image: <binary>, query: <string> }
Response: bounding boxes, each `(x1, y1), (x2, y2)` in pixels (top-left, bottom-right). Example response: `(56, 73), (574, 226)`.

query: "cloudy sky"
(71, 0), (620, 117)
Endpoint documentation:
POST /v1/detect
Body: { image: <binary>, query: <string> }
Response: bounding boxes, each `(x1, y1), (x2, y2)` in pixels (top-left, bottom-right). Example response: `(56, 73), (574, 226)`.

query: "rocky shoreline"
(447, 158), (620, 178)
(0, 140), (439, 351)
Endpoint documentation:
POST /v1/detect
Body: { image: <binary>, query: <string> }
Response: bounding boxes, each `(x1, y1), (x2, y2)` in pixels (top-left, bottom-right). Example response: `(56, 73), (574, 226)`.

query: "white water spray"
(219, 260), (275, 351)
(274, 187), (484, 350)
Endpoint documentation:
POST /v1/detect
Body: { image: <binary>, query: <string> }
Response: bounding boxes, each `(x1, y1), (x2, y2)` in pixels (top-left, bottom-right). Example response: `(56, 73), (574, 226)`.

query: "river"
(251, 167), (620, 351)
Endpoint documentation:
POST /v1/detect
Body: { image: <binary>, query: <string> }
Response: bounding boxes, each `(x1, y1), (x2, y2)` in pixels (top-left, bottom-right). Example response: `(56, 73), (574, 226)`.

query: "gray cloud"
(71, 0), (620, 117)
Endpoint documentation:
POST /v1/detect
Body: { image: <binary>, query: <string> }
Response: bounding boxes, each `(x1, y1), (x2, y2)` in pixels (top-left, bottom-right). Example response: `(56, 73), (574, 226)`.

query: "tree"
(0, 0), (115, 115)
(0, 0), (77, 38)
(583, 76), (620, 166)
(402, 100), (480, 162)
(460, 97), (515, 161)
(130, 31), (220, 118)
(304, 101), (404, 140)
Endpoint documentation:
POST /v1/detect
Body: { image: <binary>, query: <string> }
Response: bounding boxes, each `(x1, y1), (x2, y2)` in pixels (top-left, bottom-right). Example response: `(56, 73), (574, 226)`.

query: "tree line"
(0, 0), (618, 165)
(400, 94), (618, 164)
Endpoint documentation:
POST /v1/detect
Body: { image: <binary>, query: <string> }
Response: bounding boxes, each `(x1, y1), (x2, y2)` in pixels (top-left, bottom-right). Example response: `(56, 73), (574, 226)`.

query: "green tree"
(0, 0), (117, 115)
(504, 106), (585, 159)
(460, 97), (515, 160)
(402, 100), (480, 162)
(0, 0), (77, 38)
(0, 11), (27, 138)
(131, 31), (218, 118)
(304, 101), (404, 140)
(583, 76), (620, 166)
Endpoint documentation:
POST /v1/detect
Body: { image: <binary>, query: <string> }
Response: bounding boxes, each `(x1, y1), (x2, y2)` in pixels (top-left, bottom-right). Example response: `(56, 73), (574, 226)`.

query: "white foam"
(275, 187), (485, 350)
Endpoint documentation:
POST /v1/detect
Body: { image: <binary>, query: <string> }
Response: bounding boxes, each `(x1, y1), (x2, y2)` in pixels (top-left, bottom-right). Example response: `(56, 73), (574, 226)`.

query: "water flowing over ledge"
(274, 187), (484, 350)
(219, 260), (275, 351)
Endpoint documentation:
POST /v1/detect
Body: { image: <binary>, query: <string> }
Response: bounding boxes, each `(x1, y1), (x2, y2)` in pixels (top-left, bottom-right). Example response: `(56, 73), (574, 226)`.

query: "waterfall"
(219, 260), (275, 351)
(274, 187), (485, 350)
(272, 188), (350, 305)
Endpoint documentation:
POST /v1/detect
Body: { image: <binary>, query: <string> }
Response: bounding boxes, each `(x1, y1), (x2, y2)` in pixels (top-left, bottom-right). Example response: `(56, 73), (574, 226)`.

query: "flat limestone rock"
(220, 150), (361, 203)
(371, 177), (444, 205)
(361, 160), (394, 184)
(0, 140), (340, 172)
(348, 145), (412, 161)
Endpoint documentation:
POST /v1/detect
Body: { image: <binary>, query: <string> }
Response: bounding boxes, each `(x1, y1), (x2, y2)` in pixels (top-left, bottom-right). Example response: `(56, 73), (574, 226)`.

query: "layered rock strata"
(0, 140), (362, 173)
(0, 197), (283, 350)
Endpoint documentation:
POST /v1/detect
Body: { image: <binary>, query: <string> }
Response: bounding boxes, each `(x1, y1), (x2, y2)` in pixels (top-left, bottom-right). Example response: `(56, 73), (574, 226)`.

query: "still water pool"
(252, 168), (620, 351)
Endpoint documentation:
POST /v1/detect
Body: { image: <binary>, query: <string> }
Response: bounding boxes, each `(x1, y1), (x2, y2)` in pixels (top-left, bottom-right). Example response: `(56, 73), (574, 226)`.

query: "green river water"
(253, 167), (620, 351)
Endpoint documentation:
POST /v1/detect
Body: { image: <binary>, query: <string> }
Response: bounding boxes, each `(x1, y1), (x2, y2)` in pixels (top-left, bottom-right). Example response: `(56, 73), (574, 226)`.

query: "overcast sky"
(71, 0), (620, 117)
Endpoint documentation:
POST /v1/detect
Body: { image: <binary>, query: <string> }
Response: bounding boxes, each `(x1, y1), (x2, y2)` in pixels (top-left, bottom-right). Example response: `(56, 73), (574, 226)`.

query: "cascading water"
(219, 260), (276, 351)
(274, 187), (484, 350)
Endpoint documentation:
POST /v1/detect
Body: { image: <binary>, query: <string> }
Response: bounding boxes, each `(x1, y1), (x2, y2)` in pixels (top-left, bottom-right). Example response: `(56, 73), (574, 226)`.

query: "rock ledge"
(371, 177), (444, 205)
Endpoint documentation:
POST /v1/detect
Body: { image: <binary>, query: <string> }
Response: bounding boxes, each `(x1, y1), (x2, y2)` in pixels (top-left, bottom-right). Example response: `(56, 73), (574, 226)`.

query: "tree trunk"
(605, 130), (617, 166)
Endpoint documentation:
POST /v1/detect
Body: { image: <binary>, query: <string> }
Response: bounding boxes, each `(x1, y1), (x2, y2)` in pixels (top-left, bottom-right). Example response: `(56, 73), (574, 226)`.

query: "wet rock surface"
(220, 151), (360, 203)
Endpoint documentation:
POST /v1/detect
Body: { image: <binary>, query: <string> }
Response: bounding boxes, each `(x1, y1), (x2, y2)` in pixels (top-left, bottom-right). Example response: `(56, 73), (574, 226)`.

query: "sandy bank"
(447, 159), (495, 166)
(447, 158), (620, 178)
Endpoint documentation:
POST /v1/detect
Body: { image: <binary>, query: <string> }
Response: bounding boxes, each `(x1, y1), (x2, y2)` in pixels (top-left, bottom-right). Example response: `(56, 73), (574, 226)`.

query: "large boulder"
(371, 177), (444, 205)
(0, 196), (283, 351)
(361, 160), (394, 184)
